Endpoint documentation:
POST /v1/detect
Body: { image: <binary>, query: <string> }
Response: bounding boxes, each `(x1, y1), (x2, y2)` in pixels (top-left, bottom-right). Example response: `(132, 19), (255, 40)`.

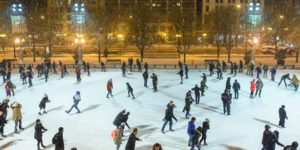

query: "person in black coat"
(113, 110), (126, 127)
(39, 94), (50, 115)
(87, 63), (90, 76)
(125, 128), (142, 150)
(151, 73), (158, 92)
(184, 95), (193, 119)
(21, 70), (27, 84)
(178, 61), (183, 69)
(279, 105), (288, 128)
(221, 90), (232, 115)
(52, 127), (64, 150)
(190, 126), (202, 150)
(225, 77), (231, 92)
(128, 57), (133, 72)
(232, 80), (240, 99)
(0, 111), (7, 138)
(35, 119), (47, 150)
(27, 70), (33, 87)
(256, 65), (262, 78)
(101, 61), (106, 72)
(6, 70), (11, 81)
(216, 66), (223, 80)
(265, 130), (284, 150)
(161, 104), (177, 133)
(143, 71), (149, 87)
(185, 64), (189, 79)
(121, 112), (130, 129)
(178, 69), (184, 84)
(126, 82), (135, 99)
(52, 61), (57, 74)
(200, 80), (208, 96)
(136, 59), (142, 72)
(222, 60), (227, 72)
(0, 99), (9, 119)
(284, 142), (298, 150)
(199, 118), (210, 146)
(209, 63), (215, 76)
(230, 62), (234, 74)
(144, 62), (148, 72)
(239, 60), (243, 73)
(122, 62), (127, 77)
(192, 85), (201, 104)
(44, 66), (49, 82)
(278, 74), (291, 88)
(233, 63), (238, 76)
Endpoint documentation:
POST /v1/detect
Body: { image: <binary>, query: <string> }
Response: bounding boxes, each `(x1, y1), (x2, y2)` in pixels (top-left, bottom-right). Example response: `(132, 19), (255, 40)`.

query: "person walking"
(232, 80), (240, 99)
(39, 94), (50, 115)
(255, 78), (264, 98)
(187, 117), (196, 146)
(126, 82), (135, 99)
(190, 126), (202, 150)
(34, 119), (47, 150)
(200, 118), (210, 146)
(178, 69), (184, 84)
(125, 128), (142, 150)
(250, 79), (256, 99)
(278, 74), (291, 88)
(66, 91), (81, 114)
(161, 103), (177, 133)
(107, 79), (113, 98)
(11, 102), (24, 133)
(52, 127), (64, 150)
(151, 73), (158, 92)
(191, 85), (201, 104)
(143, 71), (149, 87)
(279, 105), (288, 128)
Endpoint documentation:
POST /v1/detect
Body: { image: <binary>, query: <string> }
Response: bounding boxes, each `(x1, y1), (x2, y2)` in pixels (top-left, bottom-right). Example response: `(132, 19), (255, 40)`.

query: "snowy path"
(0, 70), (300, 150)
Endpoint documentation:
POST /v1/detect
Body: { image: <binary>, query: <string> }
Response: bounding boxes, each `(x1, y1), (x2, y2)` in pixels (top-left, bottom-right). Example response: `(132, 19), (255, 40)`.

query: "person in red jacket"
(250, 79), (256, 99)
(60, 66), (64, 78)
(107, 79), (113, 98)
(75, 67), (81, 82)
(262, 125), (271, 150)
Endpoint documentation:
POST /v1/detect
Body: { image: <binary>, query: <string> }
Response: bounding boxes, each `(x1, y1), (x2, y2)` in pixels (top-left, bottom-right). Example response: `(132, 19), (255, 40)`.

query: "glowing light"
(75, 38), (79, 43)
(15, 38), (20, 44)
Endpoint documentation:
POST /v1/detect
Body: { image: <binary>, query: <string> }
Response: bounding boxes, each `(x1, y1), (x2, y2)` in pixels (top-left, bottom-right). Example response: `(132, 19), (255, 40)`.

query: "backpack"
(111, 128), (117, 139)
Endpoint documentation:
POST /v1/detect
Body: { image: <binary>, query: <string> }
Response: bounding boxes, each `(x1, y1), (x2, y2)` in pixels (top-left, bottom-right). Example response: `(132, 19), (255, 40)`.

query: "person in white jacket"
(66, 91), (81, 113)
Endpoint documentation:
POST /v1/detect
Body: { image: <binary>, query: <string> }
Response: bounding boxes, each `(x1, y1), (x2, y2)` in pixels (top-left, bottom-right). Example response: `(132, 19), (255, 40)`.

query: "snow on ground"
(0, 69), (300, 150)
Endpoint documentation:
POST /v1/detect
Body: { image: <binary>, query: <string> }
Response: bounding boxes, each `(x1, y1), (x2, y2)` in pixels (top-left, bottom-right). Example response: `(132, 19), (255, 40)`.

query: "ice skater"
(107, 79), (113, 98)
(121, 62), (127, 77)
(10, 102), (24, 133)
(143, 71), (148, 87)
(270, 66), (276, 81)
(278, 74), (290, 88)
(34, 119), (47, 150)
(66, 91), (81, 114)
(125, 128), (142, 150)
(200, 118), (210, 146)
(151, 73), (158, 92)
(190, 126), (202, 150)
(191, 85), (201, 104)
(233, 80), (240, 99)
(126, 82), (135, 99)
(221, 90), (232, 115)
(178, 69), (183, 84)
(290, 74), (299, 91)
(39, 94), (50, 115)
(185, 64), (189, 79)
(187, 117), (196, 146)
(279, 105), (288, 128)
(52, 127), (64, 150)
(0, 110), (7, 137)
(255, 78), (264, 98)
(75, 66), (81, 82)
(250, 79), (255, 99)
(161, 103), (177, 134)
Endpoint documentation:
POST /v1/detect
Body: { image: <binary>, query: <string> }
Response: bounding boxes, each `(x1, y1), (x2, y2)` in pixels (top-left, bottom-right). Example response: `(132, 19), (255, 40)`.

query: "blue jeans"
(188, 134), (193, 145)
(144, 79), (148, 87)
(116, 145), (120, 150)
(195, 94), (200, 104)
(153, 83), (157, 91)
(162, 119), (172, 131)
(294, 84), (299, 91)
(107, 90), (113, 97)
(278, 78), (287, 87)
(67, 103), (80, 113)
(186, 110), (190, 118)
(234, 90), (239, 98)
(190, 143), (201, 150)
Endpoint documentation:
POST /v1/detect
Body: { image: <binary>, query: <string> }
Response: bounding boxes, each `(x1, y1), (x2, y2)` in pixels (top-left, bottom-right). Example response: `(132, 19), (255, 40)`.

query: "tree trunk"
(217, 47), (220, 58)
(98, 44), (101, 63)
(33, 41), (36, 63)
(140, 48), (144, 63)
(227, 50), (231, 63)
(184, 48), (187, 64)
(296, 51), (299, 63)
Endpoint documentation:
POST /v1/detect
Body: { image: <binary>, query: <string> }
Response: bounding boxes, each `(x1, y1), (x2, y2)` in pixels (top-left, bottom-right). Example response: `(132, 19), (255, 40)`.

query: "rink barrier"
(8, 64), (300, 70)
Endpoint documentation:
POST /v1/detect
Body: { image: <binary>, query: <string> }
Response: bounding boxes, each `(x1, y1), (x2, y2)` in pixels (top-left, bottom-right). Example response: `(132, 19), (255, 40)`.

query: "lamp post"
(75, 38), (85, 67)
(117, 34), (123, 54)
(249, 37), (259, 64)
(11, 3), (24, 64)
(15, 38), (24, 64)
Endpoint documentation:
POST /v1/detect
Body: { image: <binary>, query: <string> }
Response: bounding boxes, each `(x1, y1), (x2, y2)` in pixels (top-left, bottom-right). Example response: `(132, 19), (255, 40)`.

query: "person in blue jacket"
(187, 117), (196, 146)
(270, 67), (276, 81)
(256, 65), (262, 78)
(232, 80), (240, 99)
(66, 91), (81, 113)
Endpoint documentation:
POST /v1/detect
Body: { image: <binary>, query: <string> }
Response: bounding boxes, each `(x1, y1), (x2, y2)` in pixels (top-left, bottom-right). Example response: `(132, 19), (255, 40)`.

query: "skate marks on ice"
(222, 144), (246, 150)
(253, 118), (282, 128)
(6, 122), (35, 138)
(81, 104), (101, 113)
(0, 139), (22, 150)
(124, 124), (158, 138)
(47, 105), (64, 113)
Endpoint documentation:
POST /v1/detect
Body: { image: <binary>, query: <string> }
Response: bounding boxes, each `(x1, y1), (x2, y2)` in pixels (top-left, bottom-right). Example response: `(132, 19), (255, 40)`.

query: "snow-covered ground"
(1, 69), (300, 150)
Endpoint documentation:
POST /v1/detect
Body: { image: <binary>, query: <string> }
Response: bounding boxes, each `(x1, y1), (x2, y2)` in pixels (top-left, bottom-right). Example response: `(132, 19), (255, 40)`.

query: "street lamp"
(75, 37), (85, 67)
(249, 37), (259, 64)
(117, 34), (124, 54)
(15, 38), (24, 64)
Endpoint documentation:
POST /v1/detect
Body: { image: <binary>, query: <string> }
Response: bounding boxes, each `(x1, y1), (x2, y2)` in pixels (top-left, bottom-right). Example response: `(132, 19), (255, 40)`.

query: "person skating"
(256, 65), (262, 78)
(101, 61), (106, 72)
(27, 69), (33, 87)
(284, 142), (298, 150)
(255, 78), (264, 98)
(209, 62), (215, 76)
(261, 125), (271, 150)
(192, 85), (201, 104)
(0, 99), (9, 119)
(278, 74), (291, 88)
(63, 64), (68, 75)
(161, 103), (177, 133)
(34, 119), (47, 150)
(113, 124), (125, 150)
(233, 80), (240, 99)
(6, 70), (11, 81)
(279, 105), (288, 128)
(247, 63), (251, 75)
(136, 59), (142, 72)
(190, 126), (202, 150)
(45, 66), (49, 82)
(290, 74), (299, 91)
(187, 117), (196, 146)
(200, 80), (208, 96)
(179, 61), (183, 69)
(0, 110), (7, 138)
(239, 60), (243, 73)
(0, 67), (6, 83)
(39, 94), (50, 115)
(122, 62), (127, 77)
(250, 63), (254, 76)
(113, 109), (126, 127)
(270, 67), (276, 81)
(66, 91), (81, 113)
(52, 127), (64, 150)
(178, 69), (184, 84)
(5, 80), (15, 97)
(200, 118), (210, 146)
(128, 57), (133, 72)
(144, 62), (148, 72)
(87, 62), (90, 76)
(10, 102), (24, 133)
(152, 143), (162, 150)
(263, 64), (268, 78)
(126, 82), (135, 99)
(21, 70), (27, 84)
(221, 90), (232, 115)
(143, 71), (148, 87)
(201, 73), (207, 81)
(125, 128), (142, 150)
(225, 77), (231, 92)
(184, 94), (193, 119)
(250, 79), (256, 99)
(60, 65), (64, 78)
(82, 61), (87, 72)
(151, 73), (158, 92)
(36, 64), (42, 77)
(265, 130), (284, 150)
(185, 64), (189, 79)
(230, 61), (234, 74)
(233, 62), (238, 76)
(75, 66), (81, 82)
(121, 112), (131, 129)
(52, 61), (57, 74)
(19, 65), (24, 79)
(222, 60), (227, 72)
(107, 79), (113, 98)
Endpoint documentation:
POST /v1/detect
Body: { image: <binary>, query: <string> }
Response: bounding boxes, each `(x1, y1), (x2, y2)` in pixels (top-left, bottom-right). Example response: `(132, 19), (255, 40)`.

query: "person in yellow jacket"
(290, 74), (299, 91)
(10, 102), (24, 133)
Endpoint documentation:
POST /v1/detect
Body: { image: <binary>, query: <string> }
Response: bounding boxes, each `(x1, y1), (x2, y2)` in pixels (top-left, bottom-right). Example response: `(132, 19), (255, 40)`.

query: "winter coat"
(107, 81), (113, 91)
(125, 133), (140, 150)
(279, 108), (288, 120)
(250, 80), (256, 91)
(114, 126), (123, 145)
(73, 94), (81, 104)
(263, 65), (268, 71)
(221, 92), (232, 103)
(164, 107), (177, 121)
(127, 84), (133, 92)
(185, 64), (188, 72)
(232, 82), (240, 91)
(270, 68), (276, 75)
(143, 72), (148, 80)
(256, 66), (262, 74)
(151, 75), (158, 84)
(34, 123), (47, 140)
(202, 121), (210, 134)
(53, 132), (64, 149)
(282, 74), (290, 80)
(178, 70), (183, 77)
(113, 111), (124, 127)
(200, 80), (208, 91)
(187, 121), (195, 134)
(0, 114), (7, 126)
(226, 79), (231, 90)
(39, 97), (50, 109)
(192, 86), (201, 95)
(0, 102), (9, 115)
(262, 129), (270, 145)
(247, 64), (251, 71)
(191, 127), (202, 145)
(291, 76), (299, 85)
(265, 132), (284, 150)
(185, 97), (192, 111)
(256, 80), (264, 90)
(10, 104), (22, 121)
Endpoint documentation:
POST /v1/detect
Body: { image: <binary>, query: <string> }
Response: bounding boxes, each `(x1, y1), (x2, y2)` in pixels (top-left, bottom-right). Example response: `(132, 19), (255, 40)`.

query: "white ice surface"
(1, 69), (300, 150)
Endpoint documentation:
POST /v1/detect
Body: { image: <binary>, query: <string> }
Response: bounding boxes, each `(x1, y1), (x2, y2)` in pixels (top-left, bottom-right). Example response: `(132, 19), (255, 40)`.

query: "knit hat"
(59, 127), (64, 132)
